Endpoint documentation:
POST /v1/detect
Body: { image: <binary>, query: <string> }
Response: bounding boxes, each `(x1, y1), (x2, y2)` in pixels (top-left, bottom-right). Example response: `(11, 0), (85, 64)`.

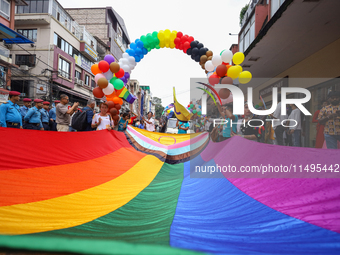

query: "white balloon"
(128, 56), (136, 65)
(121, 58), (129, 65)
(122, 64), (131, 73)
(102, 83), (114, 95)
(212, 55), (222, 66)
(205, 60), (214, 72)
(103, 70), (113, 80)
(221, 50), (233, 63)
(122, 52), (129, 59)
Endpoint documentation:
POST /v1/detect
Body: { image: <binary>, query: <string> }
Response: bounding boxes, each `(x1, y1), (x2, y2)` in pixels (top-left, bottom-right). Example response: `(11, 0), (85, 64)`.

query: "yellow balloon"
(169, 42), (175, 49)
(235, 65), (243, 75)
(170, 31), (177, 40)
(167, 110), (170, 113)
(238, 71), (252, 84)
(164, 29), (171, 37)
(159, 41), (165, 48)
(158, 31), (165, 41)
(227, 66), (242, 79)
(233, 52), (245, 65)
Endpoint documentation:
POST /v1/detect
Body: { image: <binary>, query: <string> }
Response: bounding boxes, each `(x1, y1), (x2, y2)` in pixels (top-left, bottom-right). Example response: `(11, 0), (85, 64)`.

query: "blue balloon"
(137, 41), (144, 49)
(128, 49), (135, 57)
(140, 54), (144, 59)
(142, 48), (148, 55)
(135, 39), (140, 44)
(135, 55), (141, 62)
(135, 48), (142, 55)
(130, 42), (137, 50)
(198, 105), (201, 109)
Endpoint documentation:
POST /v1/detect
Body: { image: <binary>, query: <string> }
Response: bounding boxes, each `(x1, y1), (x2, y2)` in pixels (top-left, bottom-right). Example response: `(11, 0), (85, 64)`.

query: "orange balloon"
(106, 97), (114, 102)
(106, 91), (116, 99)
(113, 97), (120, 104)
(91, 64), (101, 75)
(97, 78), (108, 89)
(118, 98), (123, 105)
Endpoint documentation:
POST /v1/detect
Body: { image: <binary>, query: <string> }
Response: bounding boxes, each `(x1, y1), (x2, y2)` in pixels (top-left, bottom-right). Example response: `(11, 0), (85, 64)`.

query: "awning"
(56, 86), (90, 101)
(0, 23), (34, 44)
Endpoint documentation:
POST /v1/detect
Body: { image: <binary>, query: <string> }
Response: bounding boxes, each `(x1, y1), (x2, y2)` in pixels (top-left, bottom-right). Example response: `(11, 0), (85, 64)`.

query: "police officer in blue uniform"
(24, 99), (44, 130)
(49, 100), (60, 131)
(20, 98), (31, 128)
(0, 91), (23, 129)
(40, 101), (51, 131)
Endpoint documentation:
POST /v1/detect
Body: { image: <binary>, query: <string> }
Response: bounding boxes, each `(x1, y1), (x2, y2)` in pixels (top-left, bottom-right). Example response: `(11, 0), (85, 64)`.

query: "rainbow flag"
(116, 86), (137, 104)
(0, 127), (340, 254)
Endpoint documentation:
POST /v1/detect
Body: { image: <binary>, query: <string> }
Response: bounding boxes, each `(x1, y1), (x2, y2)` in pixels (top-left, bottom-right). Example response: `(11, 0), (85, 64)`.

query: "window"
(54, 33), (78, 57)
(75, 70), (81, 79)
(16, 0), (49, 14)
(17, 29), (38, 42)
(271, 0), (286, 18)
(58, 57), (71, 80)
(15, 54), (36, 67)
(85, 74), (90, 86)
(0, 0), (10, 20)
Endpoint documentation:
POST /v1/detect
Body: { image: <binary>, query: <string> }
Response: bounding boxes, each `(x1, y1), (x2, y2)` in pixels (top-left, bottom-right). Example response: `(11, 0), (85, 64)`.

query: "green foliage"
(240, 4), (249, 25)
(153, 97), (164, 119)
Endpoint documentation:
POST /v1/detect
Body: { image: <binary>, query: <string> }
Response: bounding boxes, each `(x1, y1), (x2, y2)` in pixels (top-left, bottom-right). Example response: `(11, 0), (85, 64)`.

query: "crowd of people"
(1, 90), (339, 149)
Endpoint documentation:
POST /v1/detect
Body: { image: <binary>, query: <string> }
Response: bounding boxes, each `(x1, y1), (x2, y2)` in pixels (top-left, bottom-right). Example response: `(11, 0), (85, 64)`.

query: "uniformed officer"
(24, 99), (44, 130)
(0, 91), (23, 129)
(20, 98), (32, 128)
(49, 100), (60, 131)
(40, 101), (51, 131)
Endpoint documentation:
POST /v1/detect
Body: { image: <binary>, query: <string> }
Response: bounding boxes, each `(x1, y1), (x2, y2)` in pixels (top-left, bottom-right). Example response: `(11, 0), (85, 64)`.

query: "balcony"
(80, 42), (98, 62)
(15, 13), (51, 26)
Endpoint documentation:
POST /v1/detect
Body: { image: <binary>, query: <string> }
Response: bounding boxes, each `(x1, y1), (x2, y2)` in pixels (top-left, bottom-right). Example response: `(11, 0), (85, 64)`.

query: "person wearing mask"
(312, 100), (328, 148)
(318, 91), (340, 149)
(56, 94), (79, 132)
(118, 113), (129, 131)
(24, 99), (44, 130)
(0, 91), (23, 129)
(49, 100), (60, 131)
(40, 101), (51, 131)
(82, 99), (96, 131)
(288, 104), (302, 147)
(91, 103), (114, 131)
(142, 111), (155, 132)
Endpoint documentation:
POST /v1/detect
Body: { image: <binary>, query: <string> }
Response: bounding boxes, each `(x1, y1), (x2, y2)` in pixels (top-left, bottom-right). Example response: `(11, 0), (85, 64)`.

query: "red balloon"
(183, 48), (187, 54)
(114, 104), (121, 110)
(107, 101), (115, 109)
(188, 36), (194, 42)
(177, 32), (183, 38)
(183, 41), (190, 49)
(112, 115), (119, 121)
(93, 87), (104, 98)
(174, 37), (181, 45)
(175, 44), (180, 49)
(216, 64), (227, 78)
(179, 44), (183, 50)
(110, 108), (118, 116)
(219, 88), (231, 99)
(115, 68), (125, 78)
(98, 60), (110, 73)
(181, 35), (188, 43)
(209, 74), (220, 86)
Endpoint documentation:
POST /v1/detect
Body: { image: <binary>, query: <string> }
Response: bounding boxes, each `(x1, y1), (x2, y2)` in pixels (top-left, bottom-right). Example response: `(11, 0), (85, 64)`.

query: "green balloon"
(140, 35), (147, 43)
(198, 111), (201, 115)
(155, 45), (160, 49)
(193, 110), (197, 114)
(152, 31), (158, 38)
(190, 104), (194, 108)
(255, 104), (259, 109)
(110, 77), (117, 84)
(113, 79), (124, 90)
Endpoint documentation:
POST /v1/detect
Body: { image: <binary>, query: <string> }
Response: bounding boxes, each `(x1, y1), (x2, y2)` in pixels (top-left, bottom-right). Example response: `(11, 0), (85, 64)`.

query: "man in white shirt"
(270, 94), (287, 146)
(142, 111), (155, 132)
(288, 104), (302, 147)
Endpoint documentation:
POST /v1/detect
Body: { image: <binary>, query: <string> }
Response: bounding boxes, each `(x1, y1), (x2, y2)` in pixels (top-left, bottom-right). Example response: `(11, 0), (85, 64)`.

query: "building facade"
(10, 0), (101, 106)
(64, 7), (130, 62)
(236, 0), (340, 147)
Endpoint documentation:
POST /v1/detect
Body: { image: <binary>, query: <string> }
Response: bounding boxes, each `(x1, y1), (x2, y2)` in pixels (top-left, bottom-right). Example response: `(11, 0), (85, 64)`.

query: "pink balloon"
(95, 73), (105, 83)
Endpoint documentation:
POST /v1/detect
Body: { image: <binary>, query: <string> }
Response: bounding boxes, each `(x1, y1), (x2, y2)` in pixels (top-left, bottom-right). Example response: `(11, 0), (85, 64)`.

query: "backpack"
(71, 109), (91, 131)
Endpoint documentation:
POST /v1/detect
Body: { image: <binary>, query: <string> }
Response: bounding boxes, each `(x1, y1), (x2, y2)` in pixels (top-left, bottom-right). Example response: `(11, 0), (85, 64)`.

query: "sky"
(58, 0), (249, 107)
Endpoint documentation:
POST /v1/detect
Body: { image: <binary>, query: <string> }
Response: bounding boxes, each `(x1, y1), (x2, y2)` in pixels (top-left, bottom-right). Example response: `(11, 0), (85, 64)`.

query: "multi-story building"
(237, 0), (340, 147)
(64, 7), (130, 61)
(0, 0), (34, 103)
(128, 79), (140, 114)
(10, 0), (102, 105)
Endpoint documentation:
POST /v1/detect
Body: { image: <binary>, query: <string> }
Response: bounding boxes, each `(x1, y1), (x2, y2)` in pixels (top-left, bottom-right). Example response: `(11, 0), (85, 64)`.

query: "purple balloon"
(104, 55), (115, 64)
(120, 77), (127, 83)
(124, 72), (130, 79)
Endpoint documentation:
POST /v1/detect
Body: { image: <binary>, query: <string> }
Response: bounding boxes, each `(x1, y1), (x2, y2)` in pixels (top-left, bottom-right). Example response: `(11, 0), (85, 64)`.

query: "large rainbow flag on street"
(0, 126), (340, 254)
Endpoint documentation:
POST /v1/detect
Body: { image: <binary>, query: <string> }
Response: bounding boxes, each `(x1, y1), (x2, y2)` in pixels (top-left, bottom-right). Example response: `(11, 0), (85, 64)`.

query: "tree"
(153, 97), (164, 119)
(240, 4), (249, 25)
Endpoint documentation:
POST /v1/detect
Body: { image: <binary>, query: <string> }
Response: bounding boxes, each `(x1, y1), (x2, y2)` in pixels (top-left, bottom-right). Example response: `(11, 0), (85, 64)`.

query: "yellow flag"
(173, 87), (191, 122)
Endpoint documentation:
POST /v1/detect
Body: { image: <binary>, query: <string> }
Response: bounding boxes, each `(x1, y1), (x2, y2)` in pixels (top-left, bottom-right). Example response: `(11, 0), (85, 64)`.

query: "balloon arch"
(90, 29), (252, 120)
